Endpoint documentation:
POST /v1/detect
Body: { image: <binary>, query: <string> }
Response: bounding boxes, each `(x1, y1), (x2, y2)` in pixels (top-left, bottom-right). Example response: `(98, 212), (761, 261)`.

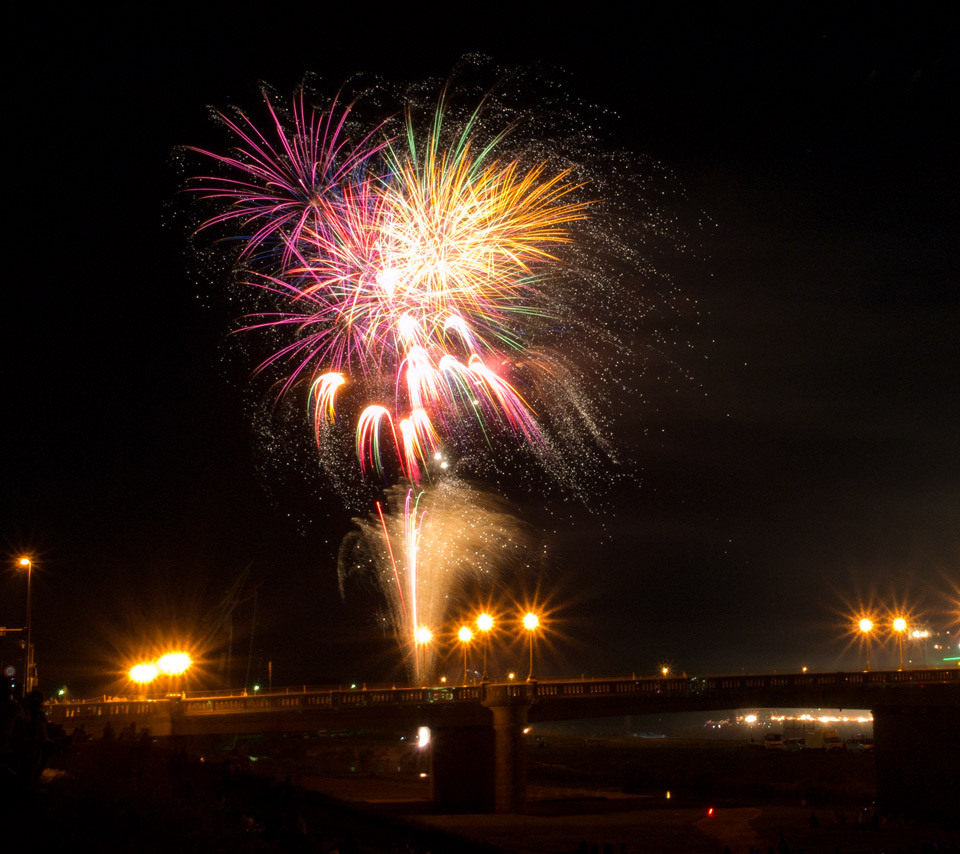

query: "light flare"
(130, 663), (159, 684)
(157, 652), (192, 675)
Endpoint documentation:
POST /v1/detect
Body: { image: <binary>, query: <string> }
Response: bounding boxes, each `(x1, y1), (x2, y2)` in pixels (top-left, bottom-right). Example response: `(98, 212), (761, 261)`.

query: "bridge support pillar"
(873, 703), (960, 823)
(490, 700), (529, 813)
(430, 684), (534, 813)
(484, 683), (534, 813)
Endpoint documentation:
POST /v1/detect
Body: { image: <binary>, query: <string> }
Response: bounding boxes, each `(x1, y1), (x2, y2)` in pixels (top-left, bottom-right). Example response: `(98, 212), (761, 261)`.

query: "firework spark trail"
(339, 480), (536, 679)
(403, 489), (423, 655)
(192, 88), (590, 485)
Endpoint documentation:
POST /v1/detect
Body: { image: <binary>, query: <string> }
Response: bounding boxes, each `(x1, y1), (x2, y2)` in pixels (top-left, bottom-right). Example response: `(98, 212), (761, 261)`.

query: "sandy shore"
(297, 776), (957, 854)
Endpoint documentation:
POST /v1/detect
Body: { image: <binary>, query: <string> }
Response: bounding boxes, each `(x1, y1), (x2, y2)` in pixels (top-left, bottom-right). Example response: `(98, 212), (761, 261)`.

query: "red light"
(707, 807), (714, 816)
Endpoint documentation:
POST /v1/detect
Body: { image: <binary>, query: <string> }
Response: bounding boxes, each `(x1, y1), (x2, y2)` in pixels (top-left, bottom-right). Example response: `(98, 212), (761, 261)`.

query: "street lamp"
(892, 617), (907, 670)
(157, 652), (192, 676)
(415, 626), (433, 686)
(129, 651), (193, 691)
(158, 651), (193, 694)
(858, 618), (874, 671)
(18, 557), (33, 697)
(522, 612), (539, 681)
(130, 663), (160, 684)
(457, 626), (473, 685)
(476, 612), (494, 682)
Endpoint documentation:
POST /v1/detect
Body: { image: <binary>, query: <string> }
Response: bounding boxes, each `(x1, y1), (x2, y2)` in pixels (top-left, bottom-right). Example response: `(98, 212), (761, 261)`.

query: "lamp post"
(522, 612), (539, 681)
(158, 651), (192, 695)
(130, 662), (160, 686)
(457, 626), (473, 685)
(858, 618), (873, 671)
(476, 612), (493, 682)
(157, 652), (192, 676)
(130, 651), (192, 694)
(893, 617), (907, 670)
(18, 558), (33, 697)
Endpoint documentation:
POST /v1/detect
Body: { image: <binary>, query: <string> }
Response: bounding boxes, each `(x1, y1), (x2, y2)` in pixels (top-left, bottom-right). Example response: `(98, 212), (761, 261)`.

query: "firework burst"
(191, 85), (592, 486)
(190, 66), (691, 678)
(189, 92), (389, 268)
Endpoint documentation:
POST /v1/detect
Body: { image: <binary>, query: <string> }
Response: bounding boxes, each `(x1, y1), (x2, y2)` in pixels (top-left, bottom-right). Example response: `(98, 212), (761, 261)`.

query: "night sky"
(4, 6), (957, 697)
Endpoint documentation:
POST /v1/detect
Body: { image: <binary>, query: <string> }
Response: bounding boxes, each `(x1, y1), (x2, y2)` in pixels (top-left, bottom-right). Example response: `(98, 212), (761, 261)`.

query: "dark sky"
(4, 5), (957, 696)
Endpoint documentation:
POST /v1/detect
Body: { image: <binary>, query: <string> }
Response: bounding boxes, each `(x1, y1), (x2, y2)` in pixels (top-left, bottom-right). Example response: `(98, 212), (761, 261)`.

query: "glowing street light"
(129, 651), (192, 688)
(415, 626), (433, 686)
(476, 612), (494, 682)
(457, 625), (474, 685)
(522, 612), (539, 681)
(130, 663), (160, 684)
(157, 652), (192, 675)
(858, 618), (874, 671)
(17, 557), (34, 698)
(892, 617), (907, 670)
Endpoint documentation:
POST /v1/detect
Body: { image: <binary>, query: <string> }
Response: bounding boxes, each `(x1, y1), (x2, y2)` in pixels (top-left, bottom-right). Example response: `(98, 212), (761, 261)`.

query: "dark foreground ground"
(16, 733), (959, 853)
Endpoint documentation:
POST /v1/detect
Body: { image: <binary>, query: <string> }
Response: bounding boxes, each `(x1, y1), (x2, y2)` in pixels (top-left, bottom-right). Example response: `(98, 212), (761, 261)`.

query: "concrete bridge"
(47, 668), (960, 818)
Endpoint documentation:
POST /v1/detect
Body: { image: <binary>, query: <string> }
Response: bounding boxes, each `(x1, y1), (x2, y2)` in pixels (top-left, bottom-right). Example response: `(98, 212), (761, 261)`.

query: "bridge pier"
(430, 683), (533, 813)
(489, 695), (530, 813)
(484, 682), (534, 813)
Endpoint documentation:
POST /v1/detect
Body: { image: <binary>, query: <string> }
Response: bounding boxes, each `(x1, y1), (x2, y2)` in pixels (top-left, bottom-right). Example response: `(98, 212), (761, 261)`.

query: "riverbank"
(26, 734), (957, 852)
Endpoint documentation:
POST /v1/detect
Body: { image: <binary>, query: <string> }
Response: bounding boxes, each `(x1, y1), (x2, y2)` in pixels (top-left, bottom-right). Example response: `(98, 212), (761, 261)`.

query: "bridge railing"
(536, 668), (956, 699)
(535, 678), (688, 697)
(171, 684), (487, 717)
(54, 700), (165, 721)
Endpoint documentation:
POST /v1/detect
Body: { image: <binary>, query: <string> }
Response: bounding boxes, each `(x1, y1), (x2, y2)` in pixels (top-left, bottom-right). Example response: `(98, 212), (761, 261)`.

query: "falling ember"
(310, 372), (345, 428)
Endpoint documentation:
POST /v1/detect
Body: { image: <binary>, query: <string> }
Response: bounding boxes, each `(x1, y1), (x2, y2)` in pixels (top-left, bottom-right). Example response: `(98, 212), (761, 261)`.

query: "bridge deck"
(47, 668), (958, 737)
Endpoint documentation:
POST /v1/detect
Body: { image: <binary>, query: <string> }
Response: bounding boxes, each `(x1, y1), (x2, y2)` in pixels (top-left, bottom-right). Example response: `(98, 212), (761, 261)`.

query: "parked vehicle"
(803, 728), (842, 751)
(762, 733), (785, 750)
(823, 730), (844, 752)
